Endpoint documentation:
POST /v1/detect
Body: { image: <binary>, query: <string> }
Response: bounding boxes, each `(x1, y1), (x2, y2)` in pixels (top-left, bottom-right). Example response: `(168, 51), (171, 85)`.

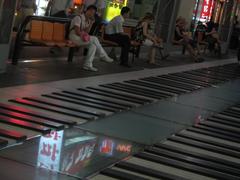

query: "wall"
(177, 0), (196, 26)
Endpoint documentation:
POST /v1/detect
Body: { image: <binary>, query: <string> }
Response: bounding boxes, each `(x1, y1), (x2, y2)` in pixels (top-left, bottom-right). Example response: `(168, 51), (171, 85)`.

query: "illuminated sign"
(116, 144), (132, 153)
(105, 0), (128, 22)
(100, 139), (133, 155)
(200, 0), (214, 20)
(37, 131), (64, 171)
(99, 139), (115, 156)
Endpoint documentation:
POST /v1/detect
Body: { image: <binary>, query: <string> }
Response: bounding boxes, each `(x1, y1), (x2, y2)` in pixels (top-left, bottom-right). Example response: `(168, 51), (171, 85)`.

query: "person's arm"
(115, 22), (124, 34)
(83, 18), (95, 33)
(72, 16), (82, 36)
(142, 22), (154, 41)
(175, 26), (184, 38)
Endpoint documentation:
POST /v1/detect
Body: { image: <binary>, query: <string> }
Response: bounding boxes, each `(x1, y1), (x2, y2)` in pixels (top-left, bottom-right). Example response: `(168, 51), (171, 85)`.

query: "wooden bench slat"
(0, 108), (64, 130)
(0, 114), (50, 134)
(0, 128), (27, 142)
(29, 20), (43, 41)
(0, 102), (76, 126)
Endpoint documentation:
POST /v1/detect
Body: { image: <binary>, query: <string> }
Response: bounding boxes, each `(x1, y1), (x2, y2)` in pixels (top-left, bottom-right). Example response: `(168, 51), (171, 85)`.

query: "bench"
(98, 25), (141, 62)
(12, 15), (79, 65)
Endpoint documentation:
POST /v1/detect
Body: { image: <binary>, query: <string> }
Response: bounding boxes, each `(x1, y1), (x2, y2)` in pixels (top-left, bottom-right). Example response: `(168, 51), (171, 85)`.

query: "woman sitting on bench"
(134, 13), (167, 65)
(69, 5), (113, 72)
(174, 17), (203, 62)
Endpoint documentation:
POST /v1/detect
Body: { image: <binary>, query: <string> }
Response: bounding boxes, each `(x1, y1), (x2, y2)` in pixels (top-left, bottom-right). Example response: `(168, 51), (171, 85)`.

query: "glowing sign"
(200, 0), (214, 20)
(116, 144), (132, 153)
(105, 0), (128, 22)
(99, 139), (115, 156)
(37, 131), (64, 171)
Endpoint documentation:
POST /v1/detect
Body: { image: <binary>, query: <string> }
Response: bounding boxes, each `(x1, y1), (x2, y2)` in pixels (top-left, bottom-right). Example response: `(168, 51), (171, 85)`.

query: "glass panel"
(0, 128), (143, 179)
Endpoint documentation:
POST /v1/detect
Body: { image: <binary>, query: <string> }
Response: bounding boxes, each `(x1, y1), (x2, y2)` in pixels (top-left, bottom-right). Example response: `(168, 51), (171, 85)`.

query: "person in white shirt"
(69, 5), (113, 72)
(105, 7), (131, 67)
(46, 0), (74, 17)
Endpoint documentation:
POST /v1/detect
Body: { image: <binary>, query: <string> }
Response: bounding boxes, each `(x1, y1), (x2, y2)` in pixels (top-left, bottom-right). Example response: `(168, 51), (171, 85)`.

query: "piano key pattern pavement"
(0, 63), (239, 179)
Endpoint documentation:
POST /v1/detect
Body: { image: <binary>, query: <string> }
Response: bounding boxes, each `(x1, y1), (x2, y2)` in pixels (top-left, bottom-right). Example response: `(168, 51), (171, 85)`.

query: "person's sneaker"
(83, 66), (98, 72)
(100, 56), (114, 63)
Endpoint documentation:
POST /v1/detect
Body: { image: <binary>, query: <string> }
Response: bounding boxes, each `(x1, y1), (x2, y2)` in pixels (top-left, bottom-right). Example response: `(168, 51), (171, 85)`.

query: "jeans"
(69, 34), (108, 67)
(104, 33), (130, 65)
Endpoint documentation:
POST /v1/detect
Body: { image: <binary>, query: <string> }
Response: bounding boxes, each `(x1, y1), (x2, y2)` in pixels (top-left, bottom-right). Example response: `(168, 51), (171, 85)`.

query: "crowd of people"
(14, 0), (235, 72)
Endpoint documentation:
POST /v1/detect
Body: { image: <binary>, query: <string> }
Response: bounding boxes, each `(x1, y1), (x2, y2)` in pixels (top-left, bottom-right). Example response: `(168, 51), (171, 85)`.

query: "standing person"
(134, 12), (166, 64)
(46, 0), (74, 18)
(69, 5), (113, 72)
(14, 0), (37, 31)
(104, 7), (131, 67)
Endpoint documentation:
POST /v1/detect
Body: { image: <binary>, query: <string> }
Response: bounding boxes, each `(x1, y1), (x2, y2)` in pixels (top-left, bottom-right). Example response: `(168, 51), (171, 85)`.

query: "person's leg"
(69, 34), (98, 71)
(84, 37), (97, 69)
(105, 34), (130, 65)
(119, 34), (131, 65)
(90, 36), (113, 62)
(143, 39), (156, 64)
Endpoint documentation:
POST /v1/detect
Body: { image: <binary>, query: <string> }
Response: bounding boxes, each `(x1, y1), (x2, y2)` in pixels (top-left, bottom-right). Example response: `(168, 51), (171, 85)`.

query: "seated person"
(194, 21), (208, 54)
(134, 13), (168, 64)
(69, 5), (113, 72)
(206, 24), (221, 54)
(174, 17), (203, 62)
(104, 7), (131, 67)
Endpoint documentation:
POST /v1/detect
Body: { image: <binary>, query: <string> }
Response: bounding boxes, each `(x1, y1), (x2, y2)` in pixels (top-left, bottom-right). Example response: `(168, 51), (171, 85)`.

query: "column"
(0, 0), (17, 73)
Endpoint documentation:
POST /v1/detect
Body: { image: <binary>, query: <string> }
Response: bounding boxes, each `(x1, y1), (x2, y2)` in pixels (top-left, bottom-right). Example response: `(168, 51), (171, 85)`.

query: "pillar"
(0, 0), (17, 73)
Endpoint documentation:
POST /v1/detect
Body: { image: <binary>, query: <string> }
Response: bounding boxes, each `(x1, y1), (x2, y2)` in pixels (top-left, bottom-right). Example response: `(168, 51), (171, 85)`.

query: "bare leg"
(148, 47), (156, 64)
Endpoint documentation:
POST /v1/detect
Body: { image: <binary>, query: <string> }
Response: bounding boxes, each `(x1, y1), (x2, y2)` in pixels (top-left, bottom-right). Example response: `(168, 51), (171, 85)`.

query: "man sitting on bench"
(104, 7), (131, 67)
(69, 5), (113, 72)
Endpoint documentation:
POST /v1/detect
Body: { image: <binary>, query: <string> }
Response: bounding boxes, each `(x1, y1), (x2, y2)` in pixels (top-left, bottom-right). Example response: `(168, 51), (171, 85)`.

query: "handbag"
(80, 31), (90, 42)
(70, 15), (90, 42)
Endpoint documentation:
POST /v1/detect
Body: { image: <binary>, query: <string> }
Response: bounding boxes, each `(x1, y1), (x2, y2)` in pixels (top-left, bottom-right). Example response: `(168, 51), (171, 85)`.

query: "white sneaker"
(83, 66), (98, 72)
(100, 56), (114, 63)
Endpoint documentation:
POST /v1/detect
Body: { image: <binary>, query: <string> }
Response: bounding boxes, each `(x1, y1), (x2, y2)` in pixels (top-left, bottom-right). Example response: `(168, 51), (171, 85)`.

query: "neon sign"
(99, 139), (115, 156)
(200, 0), (214, 20)
(116, 144), (132, 153)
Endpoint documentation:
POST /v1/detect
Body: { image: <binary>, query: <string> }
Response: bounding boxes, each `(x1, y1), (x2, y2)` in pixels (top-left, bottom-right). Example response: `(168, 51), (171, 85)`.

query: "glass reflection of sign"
(61, 136), (96, 174)
(37, 131), (64, 171)
(116, 144), (132, 153)
(100, 139), (132, 156)
(100, 139), (114, 156)
(200, 0), (214, 20)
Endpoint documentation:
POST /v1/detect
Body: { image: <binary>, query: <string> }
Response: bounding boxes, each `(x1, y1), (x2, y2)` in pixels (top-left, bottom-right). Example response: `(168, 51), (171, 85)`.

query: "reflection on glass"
(36, 129), (142, 178)
(61, 135), (97, 174)
(37, 131), (64, 171)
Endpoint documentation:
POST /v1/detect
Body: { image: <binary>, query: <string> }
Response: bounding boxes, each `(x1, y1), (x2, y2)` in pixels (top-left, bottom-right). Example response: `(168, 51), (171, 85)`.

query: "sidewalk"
(1, 45), (238, 88)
